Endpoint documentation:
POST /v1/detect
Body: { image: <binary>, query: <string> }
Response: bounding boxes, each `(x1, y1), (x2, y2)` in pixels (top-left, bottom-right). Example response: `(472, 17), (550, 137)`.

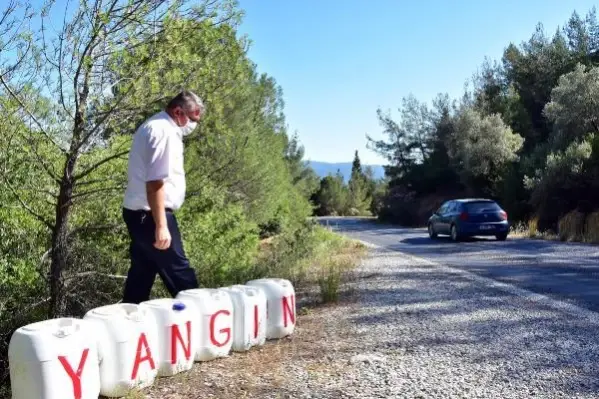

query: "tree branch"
(76, 177), (125, 187)
(0, 75), (65, 152)
(73, 149), (129, 181)
(71, 185), (125, 200)
(65, 271), (127, 281)
(0, 172), (53, 230)
(72, 0), (118, 115)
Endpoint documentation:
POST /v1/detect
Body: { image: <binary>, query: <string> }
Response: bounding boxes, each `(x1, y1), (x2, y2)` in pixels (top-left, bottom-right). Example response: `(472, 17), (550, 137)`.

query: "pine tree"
(348, 151), (371, 215)
(350, 150), (363, 182)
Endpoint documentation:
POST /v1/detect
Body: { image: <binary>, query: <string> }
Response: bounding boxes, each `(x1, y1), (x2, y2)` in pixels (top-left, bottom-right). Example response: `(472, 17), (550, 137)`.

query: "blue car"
(427, 198), (510, 241)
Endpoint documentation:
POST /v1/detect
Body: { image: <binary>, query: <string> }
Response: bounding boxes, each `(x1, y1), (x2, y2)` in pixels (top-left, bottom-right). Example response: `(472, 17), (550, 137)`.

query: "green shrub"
(180, 200), (260, 288)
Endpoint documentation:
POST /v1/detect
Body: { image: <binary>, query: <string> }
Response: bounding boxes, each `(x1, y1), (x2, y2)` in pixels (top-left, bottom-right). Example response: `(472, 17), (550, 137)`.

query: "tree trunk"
(49, 157), (76, 318)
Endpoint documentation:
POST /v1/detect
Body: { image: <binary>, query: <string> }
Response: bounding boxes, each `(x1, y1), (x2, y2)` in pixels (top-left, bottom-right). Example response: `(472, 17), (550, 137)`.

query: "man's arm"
(146, 179), (171, 250)
(145, 127), (172, 250)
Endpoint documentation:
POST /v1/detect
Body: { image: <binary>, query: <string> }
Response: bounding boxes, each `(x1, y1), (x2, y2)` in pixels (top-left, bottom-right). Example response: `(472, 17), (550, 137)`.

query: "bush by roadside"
(255, 220), (366, 303)
(511, 210), (599, 245)
(0, 220), (363, 398)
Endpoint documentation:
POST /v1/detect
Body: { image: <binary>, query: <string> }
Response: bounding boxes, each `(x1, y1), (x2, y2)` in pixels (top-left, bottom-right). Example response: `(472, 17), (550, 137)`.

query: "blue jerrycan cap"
(172, 302), (186, 311)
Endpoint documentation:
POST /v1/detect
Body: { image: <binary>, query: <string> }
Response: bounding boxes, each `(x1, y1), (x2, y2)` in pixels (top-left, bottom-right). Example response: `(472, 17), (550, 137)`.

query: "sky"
(235, 0), (598, 165)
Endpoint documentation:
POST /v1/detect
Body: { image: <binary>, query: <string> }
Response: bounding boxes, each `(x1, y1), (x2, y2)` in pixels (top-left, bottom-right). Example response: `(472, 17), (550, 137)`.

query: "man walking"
(121, 90), (204, 304)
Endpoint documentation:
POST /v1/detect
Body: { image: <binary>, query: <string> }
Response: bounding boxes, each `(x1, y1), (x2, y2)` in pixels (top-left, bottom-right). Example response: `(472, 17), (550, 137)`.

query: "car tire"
(450, 224), (460, 242)
(496, 232), (508, 241)
(428, 223), (437, 239)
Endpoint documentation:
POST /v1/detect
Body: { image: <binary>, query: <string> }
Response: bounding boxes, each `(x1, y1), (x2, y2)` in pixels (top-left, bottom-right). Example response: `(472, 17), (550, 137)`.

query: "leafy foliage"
(310, 150), (383, 217)
(370, 6), (599, 232)
(0, 0), (329, 394)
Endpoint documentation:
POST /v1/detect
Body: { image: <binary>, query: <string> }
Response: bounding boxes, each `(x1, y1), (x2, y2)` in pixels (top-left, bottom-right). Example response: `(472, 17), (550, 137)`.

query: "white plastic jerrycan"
(246, 278), (296, 339)
(176, 288), (233, 361)
(83, 303), (159, 397)
(8, 317), (101, 399)
(141, 298), (199, 377)
(222, 285), (267, 351)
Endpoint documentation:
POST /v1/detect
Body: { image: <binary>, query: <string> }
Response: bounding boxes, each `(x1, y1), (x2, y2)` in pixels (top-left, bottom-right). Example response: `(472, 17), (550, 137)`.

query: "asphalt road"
(321, 217), (599, 314)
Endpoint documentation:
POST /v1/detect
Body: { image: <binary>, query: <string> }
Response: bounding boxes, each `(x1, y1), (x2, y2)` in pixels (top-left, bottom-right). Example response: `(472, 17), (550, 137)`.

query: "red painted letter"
(282, 295), (296, 327)
(209, 309), (231, 347)
(253, 304), (259, 339)
(131, 333), (155, 380)
(171, 321), (192, 364)
(58, 348), (89, 399)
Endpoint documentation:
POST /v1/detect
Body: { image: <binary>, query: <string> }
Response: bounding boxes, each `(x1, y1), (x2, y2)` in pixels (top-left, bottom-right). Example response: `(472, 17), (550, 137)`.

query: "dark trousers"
(122, 207), (199, 304)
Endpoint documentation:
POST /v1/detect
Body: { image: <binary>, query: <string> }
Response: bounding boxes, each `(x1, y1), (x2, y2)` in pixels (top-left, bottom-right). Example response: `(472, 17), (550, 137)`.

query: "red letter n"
(253, 305), (259, 339)
(171, 321), (192, 364)
(282, 295), (296, 328)
(131, 333), (156, 380)
(58, 348), (89, 399)
(209, 309), (231, 347)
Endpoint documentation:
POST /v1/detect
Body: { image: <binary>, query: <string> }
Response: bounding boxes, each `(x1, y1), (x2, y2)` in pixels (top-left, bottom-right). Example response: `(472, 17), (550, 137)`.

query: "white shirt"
(123, 111), (186, 211)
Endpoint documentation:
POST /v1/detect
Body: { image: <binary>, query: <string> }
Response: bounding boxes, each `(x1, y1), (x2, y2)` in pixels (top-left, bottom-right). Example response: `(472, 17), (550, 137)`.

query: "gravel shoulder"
(143, 242), (599, 398)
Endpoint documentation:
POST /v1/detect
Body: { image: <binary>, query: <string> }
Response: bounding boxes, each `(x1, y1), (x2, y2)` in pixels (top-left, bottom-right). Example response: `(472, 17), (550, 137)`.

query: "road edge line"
(357, 239), (599, 325)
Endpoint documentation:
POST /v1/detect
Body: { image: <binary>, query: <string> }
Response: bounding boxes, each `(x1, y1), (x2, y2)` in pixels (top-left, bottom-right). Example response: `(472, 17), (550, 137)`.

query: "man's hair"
(166, 90), (205, 114)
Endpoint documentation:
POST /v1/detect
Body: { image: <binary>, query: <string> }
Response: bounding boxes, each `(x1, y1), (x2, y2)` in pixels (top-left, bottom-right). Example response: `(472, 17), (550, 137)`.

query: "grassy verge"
(510, 210), (599, 244)
(509, 219), (559, 241)
(122, 224), (367, 399)
(256, 222), (367, 304)
(0, 222), (366, 399)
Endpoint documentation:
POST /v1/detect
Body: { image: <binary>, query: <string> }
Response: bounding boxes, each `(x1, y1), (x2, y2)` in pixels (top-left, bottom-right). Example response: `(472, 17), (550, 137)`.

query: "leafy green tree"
(369, 7), (599, 229)
(447, 107), (525, 195)
(1, 0), (227, 317)
(543, 63), (599, 149)
(314, 172), (349, 216)
(284, 132), (320, 201)
(524, 63), (599, 227)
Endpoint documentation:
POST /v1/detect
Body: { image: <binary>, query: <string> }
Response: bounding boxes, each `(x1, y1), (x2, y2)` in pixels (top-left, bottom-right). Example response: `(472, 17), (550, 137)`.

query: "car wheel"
(450, 224), (460, 242)
(496, 232), (508, 241)
(428, 223), (437, 239)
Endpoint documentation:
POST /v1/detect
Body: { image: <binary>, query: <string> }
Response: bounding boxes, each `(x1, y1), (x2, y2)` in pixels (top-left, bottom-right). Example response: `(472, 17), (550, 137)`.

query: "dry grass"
(313, 243), (365, 304)
(527, 216), (539, 238)
(510, 210), (599, 245)
(258, 225), (367, 305)
(583, 211), (599, 244)
(510, 218), (559, 241)
(558, 210), (586, 242)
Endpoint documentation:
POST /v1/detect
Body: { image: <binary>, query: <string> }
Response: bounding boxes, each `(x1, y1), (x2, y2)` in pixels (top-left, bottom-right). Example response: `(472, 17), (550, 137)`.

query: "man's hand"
(154, 224), (171, 250)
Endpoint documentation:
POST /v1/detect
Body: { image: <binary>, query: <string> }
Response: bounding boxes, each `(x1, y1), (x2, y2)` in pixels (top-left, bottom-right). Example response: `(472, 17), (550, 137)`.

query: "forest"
(316, 7), (599, 244)
(0, 0), (365, 393)
(2, 0), (599, 395)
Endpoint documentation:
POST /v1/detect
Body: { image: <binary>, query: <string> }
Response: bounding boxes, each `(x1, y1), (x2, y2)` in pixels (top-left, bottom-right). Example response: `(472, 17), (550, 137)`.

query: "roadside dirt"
(141, 290), (360, 399)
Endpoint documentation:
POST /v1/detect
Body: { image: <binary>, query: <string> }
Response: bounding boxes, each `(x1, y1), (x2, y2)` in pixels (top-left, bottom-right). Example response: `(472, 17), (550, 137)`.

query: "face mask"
(181, 119), (198, 136)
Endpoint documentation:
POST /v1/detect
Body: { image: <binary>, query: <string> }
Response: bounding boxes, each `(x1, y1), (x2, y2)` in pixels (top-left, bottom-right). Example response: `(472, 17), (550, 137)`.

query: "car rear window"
(464, 201), (501, 213)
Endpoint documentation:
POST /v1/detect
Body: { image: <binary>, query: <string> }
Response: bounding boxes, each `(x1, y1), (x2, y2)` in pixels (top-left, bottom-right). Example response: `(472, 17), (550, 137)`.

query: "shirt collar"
(160, 110), (183, 139)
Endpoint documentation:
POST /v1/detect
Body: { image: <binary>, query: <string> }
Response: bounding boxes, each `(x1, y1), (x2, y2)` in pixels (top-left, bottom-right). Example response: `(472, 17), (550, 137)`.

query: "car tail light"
(459, 212), (469, 221)
(499, 211), (507, 220)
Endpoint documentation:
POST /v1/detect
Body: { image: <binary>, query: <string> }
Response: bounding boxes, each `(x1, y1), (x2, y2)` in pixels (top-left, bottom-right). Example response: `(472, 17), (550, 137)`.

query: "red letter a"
(58, 348), (89, 399)
(171, 321), (192, 364)
(131, 333), (155, 380)
(282, 295), (296, 328)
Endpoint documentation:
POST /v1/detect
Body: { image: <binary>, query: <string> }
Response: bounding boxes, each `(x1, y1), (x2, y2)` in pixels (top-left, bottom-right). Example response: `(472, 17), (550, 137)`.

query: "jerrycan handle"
(54, 322), (79, 338)
(126, 310), (145, 322)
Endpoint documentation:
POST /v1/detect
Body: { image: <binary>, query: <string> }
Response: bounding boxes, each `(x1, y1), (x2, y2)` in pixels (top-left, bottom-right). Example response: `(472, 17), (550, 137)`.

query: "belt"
(124, 207), (173, 213)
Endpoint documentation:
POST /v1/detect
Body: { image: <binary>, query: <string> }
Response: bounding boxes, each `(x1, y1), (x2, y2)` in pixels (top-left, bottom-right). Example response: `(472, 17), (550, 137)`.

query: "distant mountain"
(307, 161), (386, 182)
